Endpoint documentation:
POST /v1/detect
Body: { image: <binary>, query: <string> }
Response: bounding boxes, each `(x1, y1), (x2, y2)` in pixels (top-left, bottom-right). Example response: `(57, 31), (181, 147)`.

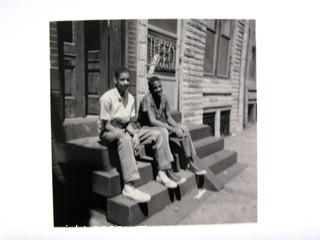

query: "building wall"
(126, 20), (138, 100)
(175, 19), (251, 135)
(135, 20), (148, 109)
(179, 19), (206, 124)
(133, 19), (254, 135)
(244, 20), (257, 126)
(199, 20), (250, 135)
(50, 22), (64, 141)
(135, 20), (180, 111)
(50, 21), (60, 102)
(230, 20), (249, 134)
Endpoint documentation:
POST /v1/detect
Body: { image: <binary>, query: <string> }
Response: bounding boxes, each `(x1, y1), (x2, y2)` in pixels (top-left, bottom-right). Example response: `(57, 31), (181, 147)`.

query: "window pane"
(85, 21), (100, 50)
(206, 19), (216, 31)
(204, 30), (216, 74)
(221, 20), (231, 37)
(249, 46), (256, 80)
(58, 21), (73, 42)
(147, 29), (176, 74)
(149, 19), (177, 34)
(217, 36), (230, 77)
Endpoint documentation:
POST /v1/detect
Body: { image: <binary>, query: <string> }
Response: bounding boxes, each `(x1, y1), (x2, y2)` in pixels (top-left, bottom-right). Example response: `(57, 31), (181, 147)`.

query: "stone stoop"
(90, 124), (243, 226)
(187, 124), (212, 141)
(91, 161), (154, 198)
(55, 120), (244, 226)
(106, 170), (196, 226)
(193, 137), (225, 158)
(171, 124), (245, 192)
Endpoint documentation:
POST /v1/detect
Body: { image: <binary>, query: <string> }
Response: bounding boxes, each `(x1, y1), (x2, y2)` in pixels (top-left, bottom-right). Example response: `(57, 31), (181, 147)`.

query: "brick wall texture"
(135, 20), (148, 109)
(180, 19), (206, 124)
(132, 19), (254, 134)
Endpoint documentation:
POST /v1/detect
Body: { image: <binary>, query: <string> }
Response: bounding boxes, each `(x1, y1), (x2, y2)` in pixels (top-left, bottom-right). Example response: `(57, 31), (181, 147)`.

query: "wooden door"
(58, 20), (126, 119)
(86, 21), (102, 115)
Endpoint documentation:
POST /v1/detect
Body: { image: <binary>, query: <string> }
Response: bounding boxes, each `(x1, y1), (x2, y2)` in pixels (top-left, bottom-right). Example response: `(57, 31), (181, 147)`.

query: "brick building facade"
(50, 19), (256, 140)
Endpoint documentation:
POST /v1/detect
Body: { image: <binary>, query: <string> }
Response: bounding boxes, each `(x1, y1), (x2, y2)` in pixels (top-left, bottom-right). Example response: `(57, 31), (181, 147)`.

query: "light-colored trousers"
(101, 127), (174, 183)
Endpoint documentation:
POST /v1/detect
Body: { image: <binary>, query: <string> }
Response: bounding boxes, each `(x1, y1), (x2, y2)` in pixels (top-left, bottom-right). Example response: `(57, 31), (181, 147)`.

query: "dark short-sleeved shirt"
(137, 92), (170, 126)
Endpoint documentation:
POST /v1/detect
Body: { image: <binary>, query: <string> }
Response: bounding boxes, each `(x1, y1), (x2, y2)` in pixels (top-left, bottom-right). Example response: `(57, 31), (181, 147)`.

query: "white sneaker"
(156, 171), (178, 189)
(122, 184), (151, 203)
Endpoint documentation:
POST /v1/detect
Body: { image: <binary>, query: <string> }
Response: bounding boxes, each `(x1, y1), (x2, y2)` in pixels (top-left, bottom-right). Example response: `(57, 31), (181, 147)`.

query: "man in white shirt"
(99, 67), (181, 203)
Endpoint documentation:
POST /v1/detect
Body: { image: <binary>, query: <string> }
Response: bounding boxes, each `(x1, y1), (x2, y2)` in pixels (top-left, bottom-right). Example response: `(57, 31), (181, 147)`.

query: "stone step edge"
(200, 149), (237, 175)
(92, 161), (153, 197)
(214, 162), (247, 187)
(106, 170), (197, 226)
(193, 136), (224, 149)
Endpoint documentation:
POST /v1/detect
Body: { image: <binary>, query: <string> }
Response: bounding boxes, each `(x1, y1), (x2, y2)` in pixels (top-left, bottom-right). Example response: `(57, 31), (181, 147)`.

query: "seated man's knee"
(148, 129), (162, 143)
(118, 133), (132, 144)
(159, 127), (169, 137)
(180, 124), (189, 132)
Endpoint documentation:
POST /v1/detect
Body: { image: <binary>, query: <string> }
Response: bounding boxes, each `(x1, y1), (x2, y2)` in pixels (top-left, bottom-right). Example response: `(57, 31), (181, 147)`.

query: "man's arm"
(165, 110), (179, 128)
(162, 96), (184, 137)
(125, 123), (140, 152)
(142, 94), (184, 137)
(147, 109), (175, 132)
(147, 109), (184, 137)
(100, 119), (123, 139)
(165, 110), (185, 137)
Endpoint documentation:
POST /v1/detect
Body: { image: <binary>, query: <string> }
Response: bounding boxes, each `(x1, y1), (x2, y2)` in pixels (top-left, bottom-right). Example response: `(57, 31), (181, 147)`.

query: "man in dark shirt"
(138, 76), (206, 176)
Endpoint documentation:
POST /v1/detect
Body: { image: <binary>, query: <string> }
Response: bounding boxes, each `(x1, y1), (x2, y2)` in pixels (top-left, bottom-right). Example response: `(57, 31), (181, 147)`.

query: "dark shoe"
(188, 160), (207, 175)
(166, 169), (186, 184)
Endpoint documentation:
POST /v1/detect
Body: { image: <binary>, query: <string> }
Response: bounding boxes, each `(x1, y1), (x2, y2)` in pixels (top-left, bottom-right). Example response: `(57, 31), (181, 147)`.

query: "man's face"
(114, 72), (130, 96)
(149, 80), (162, 98)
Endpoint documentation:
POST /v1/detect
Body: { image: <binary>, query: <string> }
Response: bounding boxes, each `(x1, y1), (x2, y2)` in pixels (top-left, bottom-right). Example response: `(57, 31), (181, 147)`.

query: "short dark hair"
(115, 67), (130, 79)
(148, 76), (161, 89)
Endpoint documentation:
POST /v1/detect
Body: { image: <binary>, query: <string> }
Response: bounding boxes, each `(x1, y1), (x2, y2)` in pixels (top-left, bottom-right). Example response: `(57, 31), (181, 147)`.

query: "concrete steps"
(169, 126), (224, 170)
(199, 150), (238, 191)
(99, 124), (243, 225)
(214, 162), (247, 188)
(92, 161), (154, 198)
(64, 125), (219, 171)
(59, 122), (243, 226)
(66, 136), (152, 170)
(194, 136), (224, 158)
(188, 124), (212, 141)
(201, 150), (237, 175)
(106, 170), (195, 226)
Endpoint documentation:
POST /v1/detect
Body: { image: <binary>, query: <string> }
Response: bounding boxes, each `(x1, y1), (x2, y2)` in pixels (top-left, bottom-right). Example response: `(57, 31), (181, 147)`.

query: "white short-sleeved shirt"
(99, 88), (135, 127)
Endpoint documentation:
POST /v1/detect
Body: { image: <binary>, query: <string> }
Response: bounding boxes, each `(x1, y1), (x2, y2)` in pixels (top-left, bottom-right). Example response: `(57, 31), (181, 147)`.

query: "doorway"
(57, 20), (126, 119)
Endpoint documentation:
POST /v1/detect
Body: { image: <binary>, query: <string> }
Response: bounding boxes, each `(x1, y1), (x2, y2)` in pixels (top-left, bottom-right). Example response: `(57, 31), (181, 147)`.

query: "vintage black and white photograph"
(50, 19), (257, 227)
(3, 0), (320, 239)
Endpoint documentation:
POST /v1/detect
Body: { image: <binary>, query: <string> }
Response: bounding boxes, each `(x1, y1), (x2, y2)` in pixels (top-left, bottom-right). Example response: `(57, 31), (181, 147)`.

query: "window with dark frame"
(147, 19), (178, 75)
(249, 46), (256, 80)
(220, 110), (230, 136)
(203, 112), (216, 136)
(204, 20), (232, 79)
